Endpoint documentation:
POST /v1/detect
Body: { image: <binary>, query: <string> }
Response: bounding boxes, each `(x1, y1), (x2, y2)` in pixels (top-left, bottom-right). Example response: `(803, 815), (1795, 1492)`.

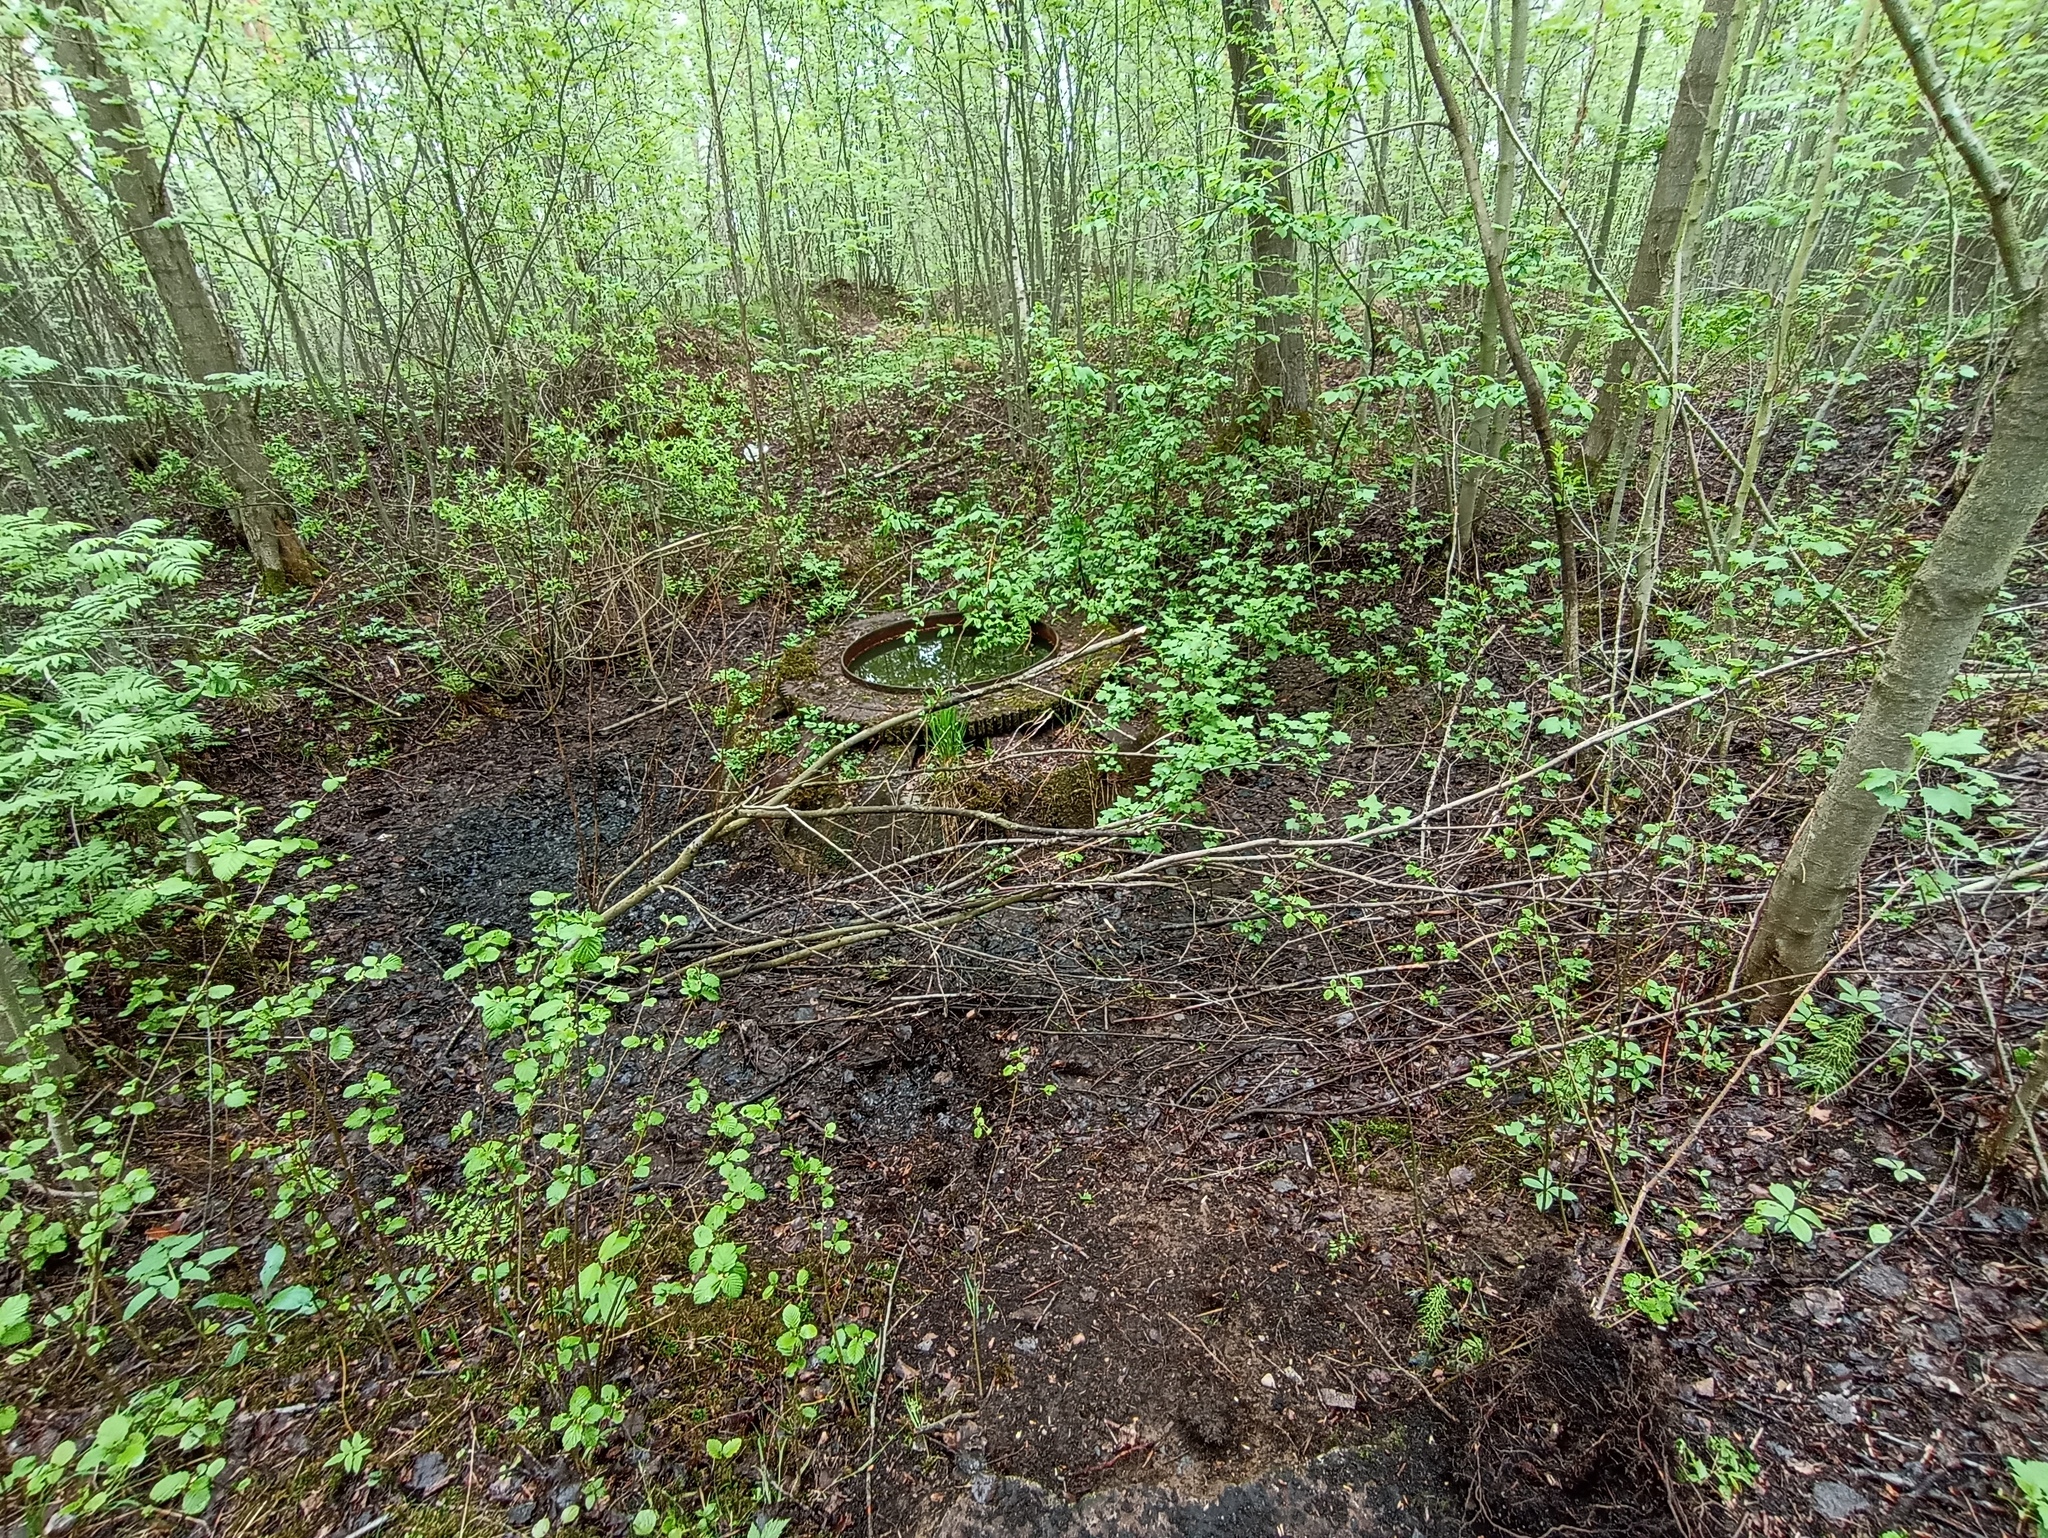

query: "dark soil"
(176, 641), (2048, 1538)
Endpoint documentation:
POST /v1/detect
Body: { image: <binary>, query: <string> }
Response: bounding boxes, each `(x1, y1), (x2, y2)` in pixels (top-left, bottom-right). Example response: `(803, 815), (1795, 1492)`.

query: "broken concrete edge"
(777, 612), (1131, 741)
(928, 1432), (1460, 1538)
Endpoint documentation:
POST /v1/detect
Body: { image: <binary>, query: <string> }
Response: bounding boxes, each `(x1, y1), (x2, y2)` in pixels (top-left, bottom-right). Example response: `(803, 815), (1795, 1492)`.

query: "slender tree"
(1408, 0), (1580, 676)
(1738, 0), (2046, 1018)
(1557, 12), (1649, 375)
(1223, 0), (1308, 418)
(40, 0), (317, 587)
(1725, 0), (1877, 544)
(1579, 0), (1748, 473)
(1451, 0), (1531, 559)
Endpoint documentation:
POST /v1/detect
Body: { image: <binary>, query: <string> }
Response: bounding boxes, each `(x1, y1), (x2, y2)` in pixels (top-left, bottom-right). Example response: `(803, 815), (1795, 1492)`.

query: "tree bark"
(1579, 0), (1747, 473)
(0, 935), (78, 1159)
(1738, 291), (2046, 1016)
(1223, 0), (1309, 419)
(1557, 14), (1650, 377)
(1452, 0), (1531, 558)
(1739, 0), (2045, 1018)
(1408, 0), (1579, 677)
(1980, 1025), (2048, 1176)
(44, 0), (316, 587)
(1726, 0), (1876, 544)
(1876, 0), (2027, 298)
(1593, 16), (1651, 273)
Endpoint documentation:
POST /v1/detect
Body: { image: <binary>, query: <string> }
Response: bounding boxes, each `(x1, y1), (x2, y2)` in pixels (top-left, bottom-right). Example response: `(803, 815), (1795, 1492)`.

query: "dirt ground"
(188, 636), (2047, 1538)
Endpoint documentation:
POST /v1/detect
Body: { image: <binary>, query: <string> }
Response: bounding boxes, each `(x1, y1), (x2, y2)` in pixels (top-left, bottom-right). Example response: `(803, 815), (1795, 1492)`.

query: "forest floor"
(183, 589), (2048, 1538)
(40, 306), (2023, 1538)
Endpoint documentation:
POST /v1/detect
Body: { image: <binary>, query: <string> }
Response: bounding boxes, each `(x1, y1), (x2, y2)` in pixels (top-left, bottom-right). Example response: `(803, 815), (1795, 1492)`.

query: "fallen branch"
(599, 694), (692, 736)
(596, 627), (1144, 922)
(1593, 907), (1887, 1313)
(619, 636), (1892, 978)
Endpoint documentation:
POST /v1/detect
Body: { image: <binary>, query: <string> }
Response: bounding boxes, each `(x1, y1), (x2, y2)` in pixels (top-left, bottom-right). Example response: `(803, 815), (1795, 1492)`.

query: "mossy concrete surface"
(779, 612), (1127, 741)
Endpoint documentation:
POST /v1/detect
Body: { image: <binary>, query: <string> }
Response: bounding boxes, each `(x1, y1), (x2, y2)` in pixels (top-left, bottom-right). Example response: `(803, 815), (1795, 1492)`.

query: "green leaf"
(1914, 727), (1986, 764)
(267, 1285), (317, 1314)
(207, 849), (251, 882)
(0, 345), (60, 379)
(149, 1470), (191, 1502)
(1859, 767), (1910, 811)
(2010, 1458), (2048, 1536)
(1917, 783), (1977, 818)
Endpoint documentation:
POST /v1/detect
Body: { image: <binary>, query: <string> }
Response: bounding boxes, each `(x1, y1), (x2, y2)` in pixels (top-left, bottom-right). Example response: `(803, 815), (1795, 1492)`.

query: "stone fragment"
(1813, 1481), (1867, 1522)
(405, 1449), (452, 1496)
(1853, 1260), (1908, 1301)
(1993, 1350), (2048, 1388)
(1815, 1393), (1859, 1426)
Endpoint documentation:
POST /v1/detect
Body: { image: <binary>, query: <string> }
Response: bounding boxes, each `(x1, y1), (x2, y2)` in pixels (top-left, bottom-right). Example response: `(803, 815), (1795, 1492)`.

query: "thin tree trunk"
(993, 0), (1035, 394)
(1726, 0), (1876, 544)
(1409, 0), (1579, 677)
(0, 936), (78, 1158)
(2, 57), (155, 371)
(1879, 1), (2027, 297)
(1699, 0), (1774, 270)
(741, 16), (788, 341)
(1739, 0), (2045, 1018)
(697, 0), (753, 331)
(1223, 0), (1309, 419)
(1579, 0), (1748, 473)
(1558, 14), (1649, 375)
(44, 0), (316, 588)
(1981, 1026), (2048, 1175)
(1593, 16), (1649, 263)
(1452, 0), (1531, 558)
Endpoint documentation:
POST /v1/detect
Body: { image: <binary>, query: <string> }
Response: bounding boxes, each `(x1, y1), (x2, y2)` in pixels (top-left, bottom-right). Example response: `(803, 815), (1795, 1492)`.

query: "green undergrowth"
(4, 882), (885, 1535)
(4, 286), (2046, 1534)
(0, 500), (891, 1535)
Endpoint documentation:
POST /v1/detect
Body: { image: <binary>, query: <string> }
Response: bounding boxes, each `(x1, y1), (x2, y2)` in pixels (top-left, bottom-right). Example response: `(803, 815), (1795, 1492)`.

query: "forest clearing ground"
(8, 0), (2048, 1528)
(181, 627), (2048, 1538)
